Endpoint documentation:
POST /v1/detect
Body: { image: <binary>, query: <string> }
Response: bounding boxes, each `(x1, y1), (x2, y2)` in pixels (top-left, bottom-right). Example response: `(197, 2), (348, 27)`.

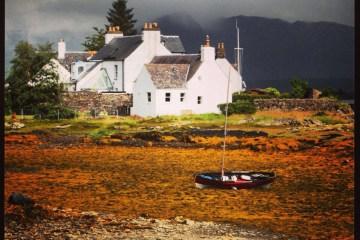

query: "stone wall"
(62, 91), (132, 114)
(254, 99), (352, 113)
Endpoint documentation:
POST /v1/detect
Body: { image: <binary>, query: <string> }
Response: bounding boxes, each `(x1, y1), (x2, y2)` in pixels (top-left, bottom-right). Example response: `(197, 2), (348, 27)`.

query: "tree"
(82, 27), (106, 51)
(289, 77), (309, 98)
(82, 0), (137, 51)
(5, 41), (62, 114)
(106, 0), (137, 35)
(319, 87), (340, 100)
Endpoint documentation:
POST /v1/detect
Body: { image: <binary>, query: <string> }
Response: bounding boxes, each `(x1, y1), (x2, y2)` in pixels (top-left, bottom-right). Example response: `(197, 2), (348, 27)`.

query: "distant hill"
(155, 14), (354, 98)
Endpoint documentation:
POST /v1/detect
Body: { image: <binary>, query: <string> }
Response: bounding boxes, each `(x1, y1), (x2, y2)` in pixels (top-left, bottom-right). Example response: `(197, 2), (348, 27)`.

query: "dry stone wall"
(62, 91), (132, 114)
(254, 99), (352, 113)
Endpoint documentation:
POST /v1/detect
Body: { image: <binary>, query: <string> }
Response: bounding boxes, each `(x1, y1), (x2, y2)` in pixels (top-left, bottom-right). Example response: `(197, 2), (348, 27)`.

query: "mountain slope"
(155, 14), (354, 96)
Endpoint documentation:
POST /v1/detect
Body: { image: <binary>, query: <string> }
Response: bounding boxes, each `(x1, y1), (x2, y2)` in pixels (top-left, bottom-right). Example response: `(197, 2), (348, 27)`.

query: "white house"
(50, 39), (91, 91)
(75, 23), (186, 92)
(131, 35), (244, 117)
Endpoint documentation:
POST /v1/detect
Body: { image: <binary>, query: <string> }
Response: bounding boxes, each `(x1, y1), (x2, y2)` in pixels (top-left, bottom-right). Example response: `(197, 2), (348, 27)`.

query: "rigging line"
(221, 65), (232, 178)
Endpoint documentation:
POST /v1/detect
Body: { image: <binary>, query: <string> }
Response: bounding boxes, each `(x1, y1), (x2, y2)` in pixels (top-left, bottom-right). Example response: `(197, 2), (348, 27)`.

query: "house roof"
(145, 64), (189, 89)
(150, 54), (201, 80)
(160, 36), (185, 53)
(91, 34), (186, 61)
(58, 52), (90, 71)
(91, 36), (143, 61)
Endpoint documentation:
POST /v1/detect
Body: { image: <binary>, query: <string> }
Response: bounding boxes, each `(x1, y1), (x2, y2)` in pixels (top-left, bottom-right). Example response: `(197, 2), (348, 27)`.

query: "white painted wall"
(71, 61), (96, 80)
(76, 62), (107, 91)
(101, 61), (124, 91)
(105, 32), (124, 44)
(48, 59), (73, 91)
(124, 35), (171, 93)
(186, 60), (230, 114)
(216, 58), (244, 93)
(131, 67), (157, 117)
(154, 89), (188, 116)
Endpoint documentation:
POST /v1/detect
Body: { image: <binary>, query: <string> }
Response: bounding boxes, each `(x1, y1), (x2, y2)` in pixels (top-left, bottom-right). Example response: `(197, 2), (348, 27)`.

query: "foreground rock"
(5, 206), (287, 240)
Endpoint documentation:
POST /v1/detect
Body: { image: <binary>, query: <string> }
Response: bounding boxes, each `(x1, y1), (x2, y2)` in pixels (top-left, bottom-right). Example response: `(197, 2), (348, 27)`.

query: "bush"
(34, 104), (76, 120)
(218, 100), (256, 115)
(263, 87), (281, 97)
(232, 92), (273, 102)
(319, 88), (339, 100)
(280, 92), (291, 99)
(289, 78), (309, 98)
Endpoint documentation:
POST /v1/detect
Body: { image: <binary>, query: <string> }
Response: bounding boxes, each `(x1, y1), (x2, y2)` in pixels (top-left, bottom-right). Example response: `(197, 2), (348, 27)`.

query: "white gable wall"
(186, 60), (231, 114)
(46, 59), (72, 91)
(216, 58), (244, 93)
(124, 40), (171, 93)
(131, 67), (157, 117)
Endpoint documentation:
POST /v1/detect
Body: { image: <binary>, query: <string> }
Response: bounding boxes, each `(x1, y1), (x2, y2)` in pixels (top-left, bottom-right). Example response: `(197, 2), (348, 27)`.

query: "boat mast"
(236, 19), (241, 76)
(221, 66), (231, 179)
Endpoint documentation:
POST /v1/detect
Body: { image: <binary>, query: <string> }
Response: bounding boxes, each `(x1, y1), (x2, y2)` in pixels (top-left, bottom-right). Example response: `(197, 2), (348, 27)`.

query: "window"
(197, 96), (202, 104)
(114, 65), (118, 80)
(78, 66), (84, 74)
(165, 92), (171, 102)
(147, 92), (151, 102)
(180, 93), (185, 102)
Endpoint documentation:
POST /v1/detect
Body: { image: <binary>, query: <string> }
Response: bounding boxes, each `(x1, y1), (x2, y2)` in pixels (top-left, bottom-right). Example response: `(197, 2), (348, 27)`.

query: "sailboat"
(194, 20), (276, 190)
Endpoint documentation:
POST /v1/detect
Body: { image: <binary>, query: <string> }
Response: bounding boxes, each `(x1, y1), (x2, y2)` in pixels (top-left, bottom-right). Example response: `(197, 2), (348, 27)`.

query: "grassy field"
(4, 110), (354, 239)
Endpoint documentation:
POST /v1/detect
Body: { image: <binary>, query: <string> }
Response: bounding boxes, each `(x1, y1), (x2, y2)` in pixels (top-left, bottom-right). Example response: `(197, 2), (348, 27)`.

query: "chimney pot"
(216, 41), (225, 58)
(204, 35), (211, 47)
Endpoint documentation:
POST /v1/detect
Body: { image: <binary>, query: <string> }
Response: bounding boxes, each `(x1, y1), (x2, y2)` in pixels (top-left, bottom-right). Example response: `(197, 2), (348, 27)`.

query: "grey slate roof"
(160, 36), (185, 53)
(91, 35), (143, 61)
(91, 34), (185, 61)
(58, 52), (90, 71)
(150, 55), (201, 80)
(145, 64), (189, 89)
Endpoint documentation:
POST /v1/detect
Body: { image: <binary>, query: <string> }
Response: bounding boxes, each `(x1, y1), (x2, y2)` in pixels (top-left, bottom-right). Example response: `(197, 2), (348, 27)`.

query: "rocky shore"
(5, 205), (287, 240)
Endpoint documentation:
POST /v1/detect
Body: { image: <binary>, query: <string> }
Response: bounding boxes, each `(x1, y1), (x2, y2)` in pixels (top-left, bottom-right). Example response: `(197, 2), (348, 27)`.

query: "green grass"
(313, 115), (345, 125)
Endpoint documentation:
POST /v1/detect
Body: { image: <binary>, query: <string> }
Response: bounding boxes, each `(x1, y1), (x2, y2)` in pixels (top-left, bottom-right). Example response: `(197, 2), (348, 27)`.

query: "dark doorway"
(117, 106), (130, 116)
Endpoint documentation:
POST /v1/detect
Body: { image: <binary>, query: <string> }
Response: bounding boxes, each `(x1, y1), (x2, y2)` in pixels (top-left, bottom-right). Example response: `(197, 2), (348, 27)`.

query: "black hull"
(194, 171), (276, 189)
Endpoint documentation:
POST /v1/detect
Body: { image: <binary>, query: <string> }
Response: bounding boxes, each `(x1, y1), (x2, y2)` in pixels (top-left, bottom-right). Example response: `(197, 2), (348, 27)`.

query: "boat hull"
(194, 171), (276, 189)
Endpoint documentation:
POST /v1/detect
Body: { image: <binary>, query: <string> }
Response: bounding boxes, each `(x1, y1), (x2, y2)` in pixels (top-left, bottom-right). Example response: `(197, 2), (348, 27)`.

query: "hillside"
(155, 14), (354, 97)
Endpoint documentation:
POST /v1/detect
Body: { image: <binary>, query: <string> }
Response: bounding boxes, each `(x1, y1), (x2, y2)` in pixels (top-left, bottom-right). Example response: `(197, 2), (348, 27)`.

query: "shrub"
(280, 92), (291, 99)
(34, 104), (76, 120)
(232, 92), (273, 102)
(218, 100), (256, 115)
(319, 88), (339, 100)
(289, 78), (309, 98)
(264, 87), (281, 97)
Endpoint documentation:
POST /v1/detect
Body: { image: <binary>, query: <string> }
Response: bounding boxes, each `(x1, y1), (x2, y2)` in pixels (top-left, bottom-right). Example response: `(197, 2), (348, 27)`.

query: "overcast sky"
(5, 0), (354, 70)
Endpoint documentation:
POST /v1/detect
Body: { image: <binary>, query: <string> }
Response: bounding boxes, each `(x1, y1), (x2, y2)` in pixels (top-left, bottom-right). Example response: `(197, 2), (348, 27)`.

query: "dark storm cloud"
(5, 0), (354, 70)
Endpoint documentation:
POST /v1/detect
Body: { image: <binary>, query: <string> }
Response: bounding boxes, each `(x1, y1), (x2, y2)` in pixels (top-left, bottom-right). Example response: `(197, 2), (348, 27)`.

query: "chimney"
(142, 22), (161, 60)
(58, 39), (66, 60)
(200, 35), (215, 62)
(105, 26), (124, 44)
(216, 42), (225, 58)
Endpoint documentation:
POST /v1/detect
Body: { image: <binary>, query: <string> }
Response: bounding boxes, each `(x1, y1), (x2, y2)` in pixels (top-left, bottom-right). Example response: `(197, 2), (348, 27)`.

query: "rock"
(11, 122), (25, 129)
(174, 216), (186, 224)
(81, 211), (99, 217)
(8, 192), (34, 207)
